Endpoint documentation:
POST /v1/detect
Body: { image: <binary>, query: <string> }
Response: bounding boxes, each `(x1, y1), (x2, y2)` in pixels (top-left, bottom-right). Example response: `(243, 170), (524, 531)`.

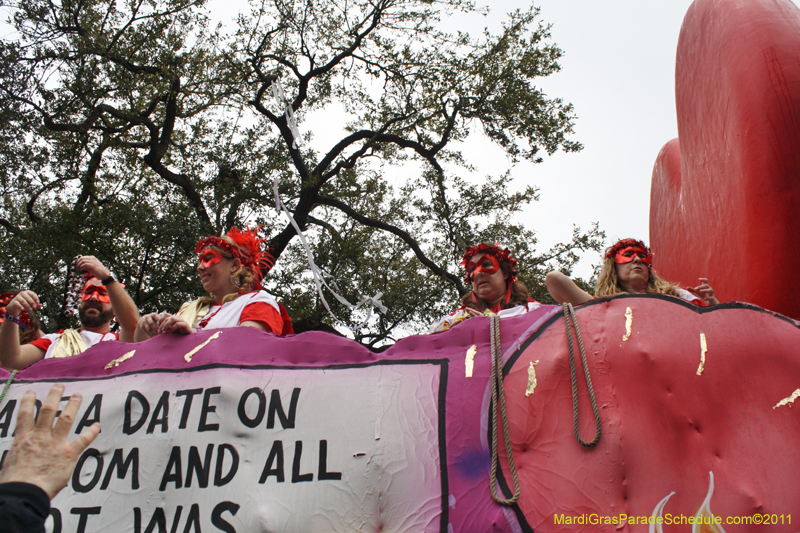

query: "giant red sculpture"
(650, 0), (800, 319)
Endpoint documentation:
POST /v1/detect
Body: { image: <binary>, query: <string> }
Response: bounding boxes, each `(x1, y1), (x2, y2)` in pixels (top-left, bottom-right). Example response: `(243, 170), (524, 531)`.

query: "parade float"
(2, 0), (800, 530)
(1, 296), (798, 532)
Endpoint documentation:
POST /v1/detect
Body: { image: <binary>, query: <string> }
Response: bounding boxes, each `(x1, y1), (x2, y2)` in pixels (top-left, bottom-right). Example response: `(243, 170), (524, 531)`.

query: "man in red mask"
(0, 256), (140, 369)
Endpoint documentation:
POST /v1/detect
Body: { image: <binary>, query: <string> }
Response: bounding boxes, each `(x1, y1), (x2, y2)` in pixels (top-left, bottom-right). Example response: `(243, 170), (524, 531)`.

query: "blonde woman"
(545, 238), (719, 307)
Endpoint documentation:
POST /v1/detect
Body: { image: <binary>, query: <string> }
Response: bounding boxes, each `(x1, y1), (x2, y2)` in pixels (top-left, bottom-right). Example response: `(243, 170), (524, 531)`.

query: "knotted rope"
(562, 303), (601, 447)
(489, 314), (521, 505)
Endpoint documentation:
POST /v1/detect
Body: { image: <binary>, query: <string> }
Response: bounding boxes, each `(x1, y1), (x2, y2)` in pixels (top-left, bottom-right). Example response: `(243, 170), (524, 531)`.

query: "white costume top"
(193, 290), (281, 329)
(430, 301), (542, 333)
(674, 288), (706, 306)
(40, 330), (117, 359)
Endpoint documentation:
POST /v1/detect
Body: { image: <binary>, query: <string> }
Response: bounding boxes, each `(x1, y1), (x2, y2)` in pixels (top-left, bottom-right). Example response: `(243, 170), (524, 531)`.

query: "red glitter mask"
(461, 243), (517, 284)
(606, 239), (654, 266)
(199, 248), (224, 269)
(81, 283), (110, 303)
(614, 247), (653, 265)
(465, 255), (501, 282)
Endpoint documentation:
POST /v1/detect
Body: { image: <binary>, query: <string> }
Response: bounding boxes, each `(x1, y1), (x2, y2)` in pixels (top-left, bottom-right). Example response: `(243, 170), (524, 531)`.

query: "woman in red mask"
(430, 243), (540, 333)
(134, 226), (293, 340)
(546, 238), (719, 307)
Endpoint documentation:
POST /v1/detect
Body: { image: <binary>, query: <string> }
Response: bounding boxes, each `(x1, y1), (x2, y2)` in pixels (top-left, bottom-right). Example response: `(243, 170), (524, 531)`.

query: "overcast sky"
(210, 0), (702, 277)
(452, 0), (697, 277)
(455, 0), (799, 278)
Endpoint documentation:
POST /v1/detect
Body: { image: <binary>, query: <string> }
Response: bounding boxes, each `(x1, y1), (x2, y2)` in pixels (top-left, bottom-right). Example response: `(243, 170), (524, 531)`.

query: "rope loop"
(489, 315), (521, 505)
(562, 303), (601, 447)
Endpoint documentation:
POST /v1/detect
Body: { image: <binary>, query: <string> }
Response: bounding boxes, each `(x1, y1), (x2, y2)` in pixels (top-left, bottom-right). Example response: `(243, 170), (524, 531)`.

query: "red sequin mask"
(461, 243), (517, 284)
(81, 283), (110, 303)
(465, 255), (501, 282)
(198, 248), (224, 269)
(614, 246), (653, 265)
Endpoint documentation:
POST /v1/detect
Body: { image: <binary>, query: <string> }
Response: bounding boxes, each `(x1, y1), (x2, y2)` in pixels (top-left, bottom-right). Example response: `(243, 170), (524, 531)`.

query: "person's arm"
(77, 256), (140, 342)
(0, 291), (47, 370)
(545, 271), (593, 306)
(0, 383), (100, 532)
(153, 313), (195, 335)
(0, 482), (50, 533)
(693, 277), (720, 306)
(239, 302), (285, 333)
(240, 320), (270, 331)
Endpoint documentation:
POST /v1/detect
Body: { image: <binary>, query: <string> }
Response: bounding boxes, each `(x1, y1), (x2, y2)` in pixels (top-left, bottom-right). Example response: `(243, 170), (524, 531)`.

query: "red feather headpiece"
(195, 226), (274, 290)
(605, 238), (653, 262)
(461, 243), (518, 284)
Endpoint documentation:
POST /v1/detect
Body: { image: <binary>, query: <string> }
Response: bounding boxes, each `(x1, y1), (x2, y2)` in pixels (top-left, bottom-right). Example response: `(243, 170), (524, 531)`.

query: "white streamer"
(270, 79), (285, 106)
(267, 79), (385, 325)
(356, 292), (388, 322)
(268, 77), (301, 149)
(284, 104), (301, 149)
(272, 178), (387, 324)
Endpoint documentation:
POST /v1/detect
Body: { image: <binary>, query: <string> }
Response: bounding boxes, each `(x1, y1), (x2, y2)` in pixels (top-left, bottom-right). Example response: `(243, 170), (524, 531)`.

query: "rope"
(562, 303), (601, 447)
(489, 314), (521, 505)
(0, 370), (17, 405)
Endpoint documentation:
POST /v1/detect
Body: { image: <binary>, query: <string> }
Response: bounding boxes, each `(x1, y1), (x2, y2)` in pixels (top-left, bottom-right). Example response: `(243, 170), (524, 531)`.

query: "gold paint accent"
(184, 331), (221, 362)
(525, 360), (540, 397)
(697, 333), (707, 375)
(773, 388), (800, 409)
(622, 307), (633, 341)
(104, 350), (136, 370)
(465, 345), (477, 378)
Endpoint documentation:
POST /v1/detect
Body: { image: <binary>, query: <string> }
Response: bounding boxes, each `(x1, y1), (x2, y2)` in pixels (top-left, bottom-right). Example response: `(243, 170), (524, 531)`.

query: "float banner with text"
(0, 305), (559, 533)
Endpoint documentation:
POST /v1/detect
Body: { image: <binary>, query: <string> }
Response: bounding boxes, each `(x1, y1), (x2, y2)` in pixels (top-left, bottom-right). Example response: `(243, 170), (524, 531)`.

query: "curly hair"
(461, 259), (532, 312)
(594, 240), (682, 298)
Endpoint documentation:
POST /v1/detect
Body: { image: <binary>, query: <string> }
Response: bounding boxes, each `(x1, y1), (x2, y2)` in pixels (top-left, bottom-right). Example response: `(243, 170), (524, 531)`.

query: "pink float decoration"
(498, 297), (800, 531)
(1, 298), (798, 531)
(650, 0), (800, 319)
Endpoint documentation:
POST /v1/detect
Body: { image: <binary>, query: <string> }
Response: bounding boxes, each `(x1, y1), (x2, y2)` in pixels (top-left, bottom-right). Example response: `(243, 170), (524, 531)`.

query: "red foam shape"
(497, 297), (800, 531)
(650, 0), (800, 319)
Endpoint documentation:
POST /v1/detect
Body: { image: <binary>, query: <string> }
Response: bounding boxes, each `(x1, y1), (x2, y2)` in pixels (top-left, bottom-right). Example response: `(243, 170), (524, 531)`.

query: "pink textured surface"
(650, 0), (800, 319)
(498, 296), (800, 531)
(1, 299), (797, 530)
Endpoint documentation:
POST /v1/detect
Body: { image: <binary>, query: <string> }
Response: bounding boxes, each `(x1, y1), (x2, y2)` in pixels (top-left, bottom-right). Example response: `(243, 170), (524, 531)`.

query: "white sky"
(15, 0), (783, 280)
(452, 0), (696, 277)
(457, 0), (798, 278)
